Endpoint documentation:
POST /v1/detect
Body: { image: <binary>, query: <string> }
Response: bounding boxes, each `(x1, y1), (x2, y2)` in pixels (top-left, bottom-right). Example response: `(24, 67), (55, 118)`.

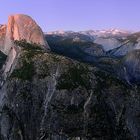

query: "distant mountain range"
(45, 29), (140, 57)
(47, 28), (132, 36)
(46, 29), (134, 51)
(45, 29), (140, 83)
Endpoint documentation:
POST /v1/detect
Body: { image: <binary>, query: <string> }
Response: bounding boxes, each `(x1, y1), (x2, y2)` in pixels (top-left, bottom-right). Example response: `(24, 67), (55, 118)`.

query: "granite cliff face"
(0, 14), (49, 87)
(2, 14), (49, 55)
(0, 15), (140, 140)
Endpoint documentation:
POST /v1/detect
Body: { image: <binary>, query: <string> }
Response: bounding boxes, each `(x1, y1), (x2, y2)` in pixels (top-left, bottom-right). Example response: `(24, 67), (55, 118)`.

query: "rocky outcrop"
(2, 14), (49, 55)
(0, 14), (50, 87)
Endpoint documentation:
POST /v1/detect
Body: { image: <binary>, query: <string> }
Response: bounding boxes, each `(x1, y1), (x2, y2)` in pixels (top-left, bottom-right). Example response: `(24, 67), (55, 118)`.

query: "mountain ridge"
(46, 29), (132, 37)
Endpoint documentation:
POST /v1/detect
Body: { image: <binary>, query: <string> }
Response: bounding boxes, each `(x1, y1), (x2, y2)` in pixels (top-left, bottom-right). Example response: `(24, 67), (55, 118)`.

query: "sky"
(0, 0), (140, 32)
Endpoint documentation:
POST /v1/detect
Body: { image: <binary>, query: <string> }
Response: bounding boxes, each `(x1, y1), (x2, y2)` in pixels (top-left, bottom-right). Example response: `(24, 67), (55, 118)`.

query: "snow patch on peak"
(79, 28), (132, 38)
(47, 30), (65, 35)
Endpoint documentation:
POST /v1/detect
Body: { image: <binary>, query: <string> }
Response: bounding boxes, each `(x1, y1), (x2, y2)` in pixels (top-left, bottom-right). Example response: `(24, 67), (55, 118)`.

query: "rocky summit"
(1, 14), (49, 55)
(0, 14), (140, 140)
(0, 14), (50, 88)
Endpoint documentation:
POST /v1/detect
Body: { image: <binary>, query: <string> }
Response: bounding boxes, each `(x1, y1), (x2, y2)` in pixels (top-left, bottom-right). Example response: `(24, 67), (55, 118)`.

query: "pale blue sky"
(0, 0), (140, 31)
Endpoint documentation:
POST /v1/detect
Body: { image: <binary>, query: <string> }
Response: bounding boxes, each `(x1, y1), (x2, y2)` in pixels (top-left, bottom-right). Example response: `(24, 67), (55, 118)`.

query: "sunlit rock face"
(0, 25), (6, 51)
(3, 14), (49, 55)
(0, 14), (50, 88)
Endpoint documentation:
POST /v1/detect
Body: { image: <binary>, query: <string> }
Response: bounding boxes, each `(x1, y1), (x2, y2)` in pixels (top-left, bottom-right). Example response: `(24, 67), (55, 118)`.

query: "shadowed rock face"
(2, 14), (49, 55)
(122, 50), (140, 83)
